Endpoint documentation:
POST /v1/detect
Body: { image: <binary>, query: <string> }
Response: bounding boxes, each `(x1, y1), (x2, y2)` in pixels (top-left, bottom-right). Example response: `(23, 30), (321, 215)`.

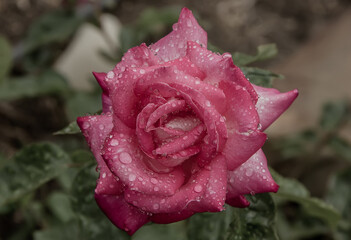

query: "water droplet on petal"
(151, 178), (158, 184)
(245, 168), (253, 177)
(194, 184), (203, 193)
(110, 139), (119, 146)
(107, 71), (115, 78)
(82, 122), (90, 130)
(119, 152), (132, 164)
(129, 174), (136, 182)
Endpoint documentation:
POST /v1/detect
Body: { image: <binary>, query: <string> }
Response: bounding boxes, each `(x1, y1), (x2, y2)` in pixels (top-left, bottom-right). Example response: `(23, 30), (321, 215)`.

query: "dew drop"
(82, 122), (90, 130)
(110, 139), (119, 146)
(119, 152), (132, 164)
(245, 168), (253, 177)
(153, 203), (160, 210)
(151, 178), (158, 184)
(107, 71), (115, 79)
(102, 172), (106, 178)
(129, 174), (136, 182)
(205, 100), (211, 107)
(194, 184), (203, 193)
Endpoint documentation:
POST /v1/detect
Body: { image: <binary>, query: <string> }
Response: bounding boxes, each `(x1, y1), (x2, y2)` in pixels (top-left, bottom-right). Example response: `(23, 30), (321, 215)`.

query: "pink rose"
(77, 8), (298, 235)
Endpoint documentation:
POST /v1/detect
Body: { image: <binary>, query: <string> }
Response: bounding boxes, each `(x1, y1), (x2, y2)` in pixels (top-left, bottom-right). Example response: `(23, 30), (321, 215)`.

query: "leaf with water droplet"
(0, 143), (70, 206)
(54, 121), (80, 135)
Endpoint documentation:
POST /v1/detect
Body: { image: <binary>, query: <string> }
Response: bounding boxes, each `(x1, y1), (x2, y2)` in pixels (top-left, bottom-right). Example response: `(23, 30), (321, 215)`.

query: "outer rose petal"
(95, 193), (149, 235)
(227, 149), (279, 198)
(150, 8), (207, 62)
(151, 209), (195, 224)
(219, 80), (260, 132)
(114, 43), (160, 72)
(77, 114), (123, 195)
(186, 41), (258, 104)
(226, 195), (250, 208)
(93, 72), (112, 113)
(124, 155), (227, 214)
(134, 65), (226, 114)
(223, 130), (267, 171)
(253, 84), (298, 131)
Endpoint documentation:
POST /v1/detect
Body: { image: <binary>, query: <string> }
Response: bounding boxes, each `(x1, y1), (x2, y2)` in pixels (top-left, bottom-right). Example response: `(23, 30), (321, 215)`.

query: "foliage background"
(0, 0), (350, 239)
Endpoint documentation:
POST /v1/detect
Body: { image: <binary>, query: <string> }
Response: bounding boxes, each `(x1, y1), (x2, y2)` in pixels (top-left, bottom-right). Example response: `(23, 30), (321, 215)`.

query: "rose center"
(136, 98), (206, 169)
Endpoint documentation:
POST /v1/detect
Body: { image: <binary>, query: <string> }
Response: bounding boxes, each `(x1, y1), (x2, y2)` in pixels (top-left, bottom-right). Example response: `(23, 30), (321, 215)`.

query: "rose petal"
(164, 56), (205, 79)
(186, 41), (258, 104)
(219, 80), (267, 171)
(136, 103), (158, 157)
(93, 72), (112, 113)
(135, 65), (226, 114)
(95, 193), (149, 235)
(146, 99), (187, 131)
(169, 83), (228, 166)
(227, 149), (279, 198)
(155, 124), (205, 155)
(77, 114), (123, 195)
(103, 131), (185, 196)
(124, 155), (227, 214)
(223, 130), (267, 171)
(253, 85), (299, 131)
(219, 80), (260, 132)
(161, 146), (201, 167)
(150, 8), (207, 62)
(151, 209), (195, 224)
(114, 43), (160, 72)
(190, 155), (227, 212)
(226, 195), (250, 208)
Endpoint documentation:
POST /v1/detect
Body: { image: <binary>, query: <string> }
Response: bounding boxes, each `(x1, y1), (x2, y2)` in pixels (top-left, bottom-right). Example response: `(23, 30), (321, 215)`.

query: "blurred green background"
(0, 0), (350, 239)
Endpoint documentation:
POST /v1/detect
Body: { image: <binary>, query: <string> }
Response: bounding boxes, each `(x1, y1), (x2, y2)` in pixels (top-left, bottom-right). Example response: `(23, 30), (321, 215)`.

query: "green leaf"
(23, 10), (82, 54)
(320, 101), (348, 131)
(47, 192), (75, 223)
(326, 168), (351, 239)
(271, 130), (317, 160)
(33, 221), (81, 240)
(328, 137), (351, 162)
(54, 121), (80, 135)
(241, 67), (283, 88)
(186, 194), (278, 240)
(232, 44), (278, 66)
(186, 209), (232, 240)
(120, 7), (180, 54)
(133, 222), (187, 240)
(0, 35), (12, 83)
(65, 91), (102, 121)
(271, 169), (341, 228)
(326, 167), (351, 221)
(0, 143), (70, 206)
(0, 70), (69, 100)
(228, 194), (279, 240)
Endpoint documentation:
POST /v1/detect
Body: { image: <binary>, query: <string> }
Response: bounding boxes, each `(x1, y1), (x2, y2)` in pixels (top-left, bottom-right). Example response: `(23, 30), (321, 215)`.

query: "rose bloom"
(77, 8), (298, 235)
